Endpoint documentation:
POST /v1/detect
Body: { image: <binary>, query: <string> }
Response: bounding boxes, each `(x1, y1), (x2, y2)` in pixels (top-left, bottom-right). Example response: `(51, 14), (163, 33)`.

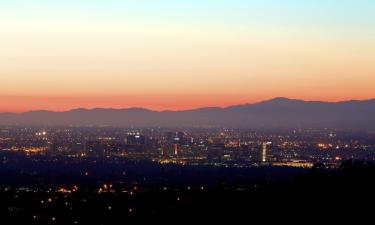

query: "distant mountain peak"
(270, 97), (292, 101)
(69, 108), (90, 112)
(259, 97), (303, 104)
(27, 110), (54, 114)
(0, 98), (374, 130)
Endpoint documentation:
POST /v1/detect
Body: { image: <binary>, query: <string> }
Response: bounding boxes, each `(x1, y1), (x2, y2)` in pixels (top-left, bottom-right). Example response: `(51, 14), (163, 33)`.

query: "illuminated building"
(167, 131), (186, 145)
(207, 143), (225, 162)
(174, 144), (179, 156)
(262, 142), (267, 162)
(262, 142), (272, 163)
(126, 133), (146, 146)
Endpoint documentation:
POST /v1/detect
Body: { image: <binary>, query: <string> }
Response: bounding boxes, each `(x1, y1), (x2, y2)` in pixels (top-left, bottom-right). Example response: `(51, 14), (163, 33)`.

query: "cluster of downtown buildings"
(1, 127), (375, 168)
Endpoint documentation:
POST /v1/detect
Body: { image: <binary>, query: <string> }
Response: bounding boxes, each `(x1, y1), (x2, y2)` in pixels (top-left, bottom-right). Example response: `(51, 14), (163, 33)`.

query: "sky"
(0, 0), (374, 112)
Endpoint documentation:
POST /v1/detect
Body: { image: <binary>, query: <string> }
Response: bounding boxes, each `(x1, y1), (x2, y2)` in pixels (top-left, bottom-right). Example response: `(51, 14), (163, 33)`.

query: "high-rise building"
(166, 131), (186, 145)
(173, 144), (179, 156)
(262, 142), (267, 162)
(207, 143), (225, 162)
(262, 142), (272, 163)
(126, 133), (146, 146)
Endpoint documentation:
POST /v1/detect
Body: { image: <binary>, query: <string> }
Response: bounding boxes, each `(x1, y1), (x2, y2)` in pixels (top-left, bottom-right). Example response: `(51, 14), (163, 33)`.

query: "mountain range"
(1, 97), (375, 130)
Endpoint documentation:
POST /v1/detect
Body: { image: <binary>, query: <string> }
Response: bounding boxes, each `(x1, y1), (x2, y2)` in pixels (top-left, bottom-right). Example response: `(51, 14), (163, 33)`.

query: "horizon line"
(1, 97), (374, 114)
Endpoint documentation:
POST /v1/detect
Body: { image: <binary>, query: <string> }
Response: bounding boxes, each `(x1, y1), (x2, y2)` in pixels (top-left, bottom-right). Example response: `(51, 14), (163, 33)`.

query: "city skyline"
(2, 1), (375, 223)
(1, 0), (375, 112)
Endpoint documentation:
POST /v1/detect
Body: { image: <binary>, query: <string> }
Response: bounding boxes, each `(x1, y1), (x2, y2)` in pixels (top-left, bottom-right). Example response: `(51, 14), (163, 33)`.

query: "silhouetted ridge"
(0, 98), (374, 130)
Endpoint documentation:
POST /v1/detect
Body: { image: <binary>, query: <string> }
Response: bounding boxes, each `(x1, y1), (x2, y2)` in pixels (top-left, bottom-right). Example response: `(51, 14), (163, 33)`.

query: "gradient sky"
(1, 0), (375, 112)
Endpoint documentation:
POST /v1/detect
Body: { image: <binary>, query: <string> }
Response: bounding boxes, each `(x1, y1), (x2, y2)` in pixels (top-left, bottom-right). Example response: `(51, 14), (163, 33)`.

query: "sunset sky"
(1, 0), (374, 112)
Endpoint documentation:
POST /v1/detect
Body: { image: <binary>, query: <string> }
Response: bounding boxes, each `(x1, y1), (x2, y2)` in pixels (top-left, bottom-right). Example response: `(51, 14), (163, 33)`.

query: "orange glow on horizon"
(1, 1), (375, 114)
(0, 94), (374, 113)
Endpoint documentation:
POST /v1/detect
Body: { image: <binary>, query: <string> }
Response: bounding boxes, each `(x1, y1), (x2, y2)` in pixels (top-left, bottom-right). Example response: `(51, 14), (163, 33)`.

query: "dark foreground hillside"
(1, 159), (374, 224)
